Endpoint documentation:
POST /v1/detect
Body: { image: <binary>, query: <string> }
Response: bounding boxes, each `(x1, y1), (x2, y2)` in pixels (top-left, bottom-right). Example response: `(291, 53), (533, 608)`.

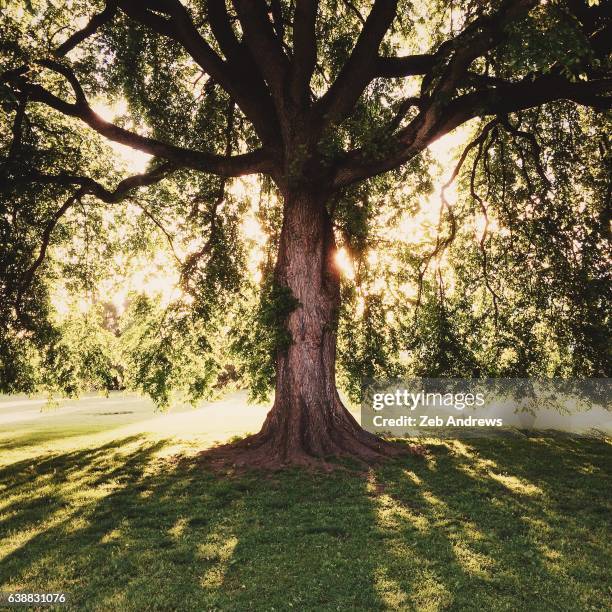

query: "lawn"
(0, 394), (610, 611)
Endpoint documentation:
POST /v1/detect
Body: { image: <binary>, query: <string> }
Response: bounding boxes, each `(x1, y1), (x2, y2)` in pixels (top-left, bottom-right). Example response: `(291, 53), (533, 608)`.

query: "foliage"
(120, 294), (223, 409)
(337, 103), (610, 400)
(230, 279), (300, 403)
(415, 103), (611, 378)
(43, 304), (122, 396)
(0, 0), (610, 405)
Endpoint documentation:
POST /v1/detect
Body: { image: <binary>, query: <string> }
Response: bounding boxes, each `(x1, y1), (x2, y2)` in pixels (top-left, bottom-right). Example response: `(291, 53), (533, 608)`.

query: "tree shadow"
(1, 436), (388, 610)
(0, 435), (609, 610)
(368, 436), (611, 610)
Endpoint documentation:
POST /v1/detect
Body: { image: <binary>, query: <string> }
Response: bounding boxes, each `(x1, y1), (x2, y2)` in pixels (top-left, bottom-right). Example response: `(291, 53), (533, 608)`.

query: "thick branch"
(206, 0), (282, 146)
(333, 74), (612, 188)
(231, 0), (290, 112)
(207, 0), (245, 63)
(290, 0), (318, 107)
(118, 0), (280, 145)
(55, 1), (119, 56)
(374, 54), (435, 78)
(313, 0), (398, 129)
(119, 0), (224, 77)
(367, 2), (537, 100)
(427, 0), (538, 97)
(342, 0), (366, 25)
(476, 74), (612, 115)
(8, 92), (27, 159)
(3, 62), (273, 177)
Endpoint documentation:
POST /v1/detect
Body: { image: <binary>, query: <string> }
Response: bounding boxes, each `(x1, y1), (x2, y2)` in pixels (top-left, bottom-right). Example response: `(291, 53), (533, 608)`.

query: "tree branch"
(374, 54), (435, 78)
(14, 163), (177, 310)
(387, 97), (422, 132)
(207, 0), (244, 63)
(205, 0), (282, 146)
(269, 0), (286, 41)
(27, 162), (177, 203)
(333, 73), (612, 188)
(290, 0), (318, 107)
(118, 0), (280, 145)
(8, 92), (27, 159)
(55, 1), (119, 57)
(3, 61), (273, 177)
(371, 2), (537, 94)
(312, 0), (399, 129)
(341, 0), (366, 25)
(476, 74), (612, 115)
(426, 0), (539, 97)
(231, 0), (290, 115)
(16, 189), (83, 310)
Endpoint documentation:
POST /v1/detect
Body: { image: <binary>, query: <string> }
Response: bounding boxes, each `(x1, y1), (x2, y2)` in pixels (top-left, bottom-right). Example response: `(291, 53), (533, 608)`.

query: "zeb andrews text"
(372, 414), (504, 427)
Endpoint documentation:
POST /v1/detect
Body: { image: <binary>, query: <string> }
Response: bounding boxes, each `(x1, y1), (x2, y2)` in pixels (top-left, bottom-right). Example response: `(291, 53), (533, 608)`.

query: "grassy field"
(0, 393), (610, 611)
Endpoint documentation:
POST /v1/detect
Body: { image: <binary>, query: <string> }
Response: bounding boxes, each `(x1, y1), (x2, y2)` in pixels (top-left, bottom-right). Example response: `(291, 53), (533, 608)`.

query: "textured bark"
(204, 190), (419, 469)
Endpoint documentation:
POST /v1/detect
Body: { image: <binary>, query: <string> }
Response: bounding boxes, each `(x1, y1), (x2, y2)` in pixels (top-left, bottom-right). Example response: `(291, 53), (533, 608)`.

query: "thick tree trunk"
(208, 189), (410, 468)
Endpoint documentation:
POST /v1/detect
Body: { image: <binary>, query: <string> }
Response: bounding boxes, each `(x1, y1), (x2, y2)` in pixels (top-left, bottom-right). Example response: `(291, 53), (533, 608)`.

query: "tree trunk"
(209, 189), (410, 468)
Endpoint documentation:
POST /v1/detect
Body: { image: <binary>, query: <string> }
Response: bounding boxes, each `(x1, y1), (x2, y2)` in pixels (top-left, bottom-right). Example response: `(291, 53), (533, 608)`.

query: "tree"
(1, 0), (610, 466)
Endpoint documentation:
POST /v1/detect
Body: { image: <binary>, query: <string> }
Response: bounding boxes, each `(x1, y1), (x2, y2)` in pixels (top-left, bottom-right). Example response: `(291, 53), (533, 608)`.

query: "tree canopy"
(1, 0), (610, 463)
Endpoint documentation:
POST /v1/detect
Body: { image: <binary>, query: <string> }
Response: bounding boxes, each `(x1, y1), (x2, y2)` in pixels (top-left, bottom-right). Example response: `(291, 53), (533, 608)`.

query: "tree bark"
(208, 189), (411, 468)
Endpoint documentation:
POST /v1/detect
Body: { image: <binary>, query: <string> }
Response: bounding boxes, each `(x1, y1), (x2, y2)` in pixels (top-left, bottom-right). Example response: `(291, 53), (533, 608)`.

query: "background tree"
(1, 0), (610, 466)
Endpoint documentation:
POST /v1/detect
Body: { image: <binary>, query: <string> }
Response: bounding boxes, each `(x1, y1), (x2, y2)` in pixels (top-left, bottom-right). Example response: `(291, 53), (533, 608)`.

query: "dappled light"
(0, 412), (609, 609)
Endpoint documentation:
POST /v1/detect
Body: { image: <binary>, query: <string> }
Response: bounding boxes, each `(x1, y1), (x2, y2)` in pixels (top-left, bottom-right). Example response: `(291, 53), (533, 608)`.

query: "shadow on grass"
(0, 435), (610, 611)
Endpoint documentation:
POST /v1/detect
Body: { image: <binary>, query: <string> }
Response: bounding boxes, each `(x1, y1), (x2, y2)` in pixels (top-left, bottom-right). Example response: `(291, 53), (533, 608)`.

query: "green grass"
(0, 397), (610, 611)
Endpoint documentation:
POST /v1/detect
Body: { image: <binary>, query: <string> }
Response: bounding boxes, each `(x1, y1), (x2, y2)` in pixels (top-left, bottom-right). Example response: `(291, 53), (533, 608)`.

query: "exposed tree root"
(197, 399), (426, 472)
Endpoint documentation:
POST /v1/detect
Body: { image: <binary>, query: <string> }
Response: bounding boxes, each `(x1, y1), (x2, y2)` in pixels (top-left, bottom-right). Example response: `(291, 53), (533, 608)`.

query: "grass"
(0, 395), (610, 611)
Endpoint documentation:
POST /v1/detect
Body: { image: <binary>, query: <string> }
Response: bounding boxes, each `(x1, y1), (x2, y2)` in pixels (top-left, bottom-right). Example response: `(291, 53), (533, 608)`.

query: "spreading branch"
(427, 0), (539, 97)
(374, 54), (435, 78)
(117, 0), (280, 145)
(55, 1), (119, 57)
(308, 0), (545, 146)
(5, 0), (611, 197)
(333, 73), (612, 188)
(25, 162), (177, 203)
(312, 0), (399, 129)
(2, 61), (272, 177)
(290, 0), (319, 107)
(14, 163), (177, 308)
(231, 0), (290, 106)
